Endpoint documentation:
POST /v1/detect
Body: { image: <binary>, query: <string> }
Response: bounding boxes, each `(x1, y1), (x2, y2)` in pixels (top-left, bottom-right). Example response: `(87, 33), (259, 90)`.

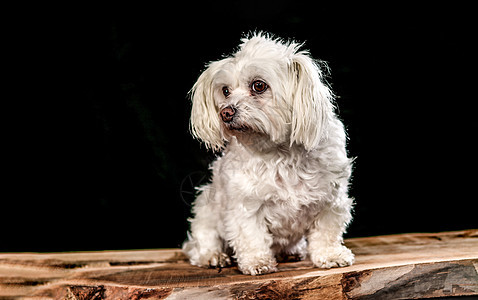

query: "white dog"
(183, 33), (354, 275)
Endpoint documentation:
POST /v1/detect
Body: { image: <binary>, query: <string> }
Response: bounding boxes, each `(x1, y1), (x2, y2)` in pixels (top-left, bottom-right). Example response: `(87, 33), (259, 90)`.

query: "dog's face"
(190, 33), (333, 152)
(209, 49), (293, 148)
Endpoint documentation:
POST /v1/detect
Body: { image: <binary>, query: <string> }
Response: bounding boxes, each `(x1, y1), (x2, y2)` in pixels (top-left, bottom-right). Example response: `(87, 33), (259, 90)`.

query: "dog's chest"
(227, 151), (324, 233)
(245, 153), (324, 203)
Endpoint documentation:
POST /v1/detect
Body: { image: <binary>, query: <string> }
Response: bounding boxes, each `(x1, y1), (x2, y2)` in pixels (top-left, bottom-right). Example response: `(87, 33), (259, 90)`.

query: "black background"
(3, 3), (477, 251)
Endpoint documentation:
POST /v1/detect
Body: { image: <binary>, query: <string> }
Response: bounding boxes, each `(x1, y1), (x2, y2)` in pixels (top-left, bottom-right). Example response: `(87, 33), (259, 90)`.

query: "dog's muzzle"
(220, 106), (236, 123)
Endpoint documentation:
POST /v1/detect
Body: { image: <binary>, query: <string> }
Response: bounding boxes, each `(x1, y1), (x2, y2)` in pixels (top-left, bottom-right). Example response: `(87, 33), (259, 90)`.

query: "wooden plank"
(0, 230), (477, 299)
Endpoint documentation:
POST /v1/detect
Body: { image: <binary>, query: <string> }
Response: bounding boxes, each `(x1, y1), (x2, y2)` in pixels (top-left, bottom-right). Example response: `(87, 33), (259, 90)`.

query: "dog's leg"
(225, 202), (278, 275)
(182, 187), (231, 268)
(307, 199), (354, 269)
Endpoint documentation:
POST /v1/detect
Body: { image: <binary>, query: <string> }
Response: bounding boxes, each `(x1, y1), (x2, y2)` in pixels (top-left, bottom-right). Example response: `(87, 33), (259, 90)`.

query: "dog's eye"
(222, 86), (231, 97)
(251, 80), (268, 94)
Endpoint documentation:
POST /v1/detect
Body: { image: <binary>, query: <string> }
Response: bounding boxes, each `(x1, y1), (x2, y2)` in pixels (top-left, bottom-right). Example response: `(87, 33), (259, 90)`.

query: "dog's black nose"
(220, 106), (236, 123)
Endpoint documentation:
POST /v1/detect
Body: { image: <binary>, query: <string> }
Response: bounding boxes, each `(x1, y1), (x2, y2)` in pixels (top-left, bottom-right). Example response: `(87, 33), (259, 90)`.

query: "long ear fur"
(289, 51), (334, 151)
(189, 62), (224, 152)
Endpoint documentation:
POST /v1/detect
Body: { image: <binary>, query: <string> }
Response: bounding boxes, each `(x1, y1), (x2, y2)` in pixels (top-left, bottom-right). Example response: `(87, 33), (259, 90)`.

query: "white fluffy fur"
(183, 33), (354, 275)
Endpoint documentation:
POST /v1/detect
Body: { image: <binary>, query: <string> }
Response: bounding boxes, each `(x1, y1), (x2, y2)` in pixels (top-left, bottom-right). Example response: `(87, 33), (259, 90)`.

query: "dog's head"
(190, 32), (334, 152)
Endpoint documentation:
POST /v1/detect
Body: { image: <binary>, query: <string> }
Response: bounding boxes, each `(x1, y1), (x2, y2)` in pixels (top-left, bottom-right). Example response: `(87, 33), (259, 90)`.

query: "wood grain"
(0, 230), (477, 299)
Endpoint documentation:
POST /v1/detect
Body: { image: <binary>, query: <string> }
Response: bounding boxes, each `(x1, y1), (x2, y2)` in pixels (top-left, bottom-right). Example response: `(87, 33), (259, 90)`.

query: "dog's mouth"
(225, 122), (250, 132)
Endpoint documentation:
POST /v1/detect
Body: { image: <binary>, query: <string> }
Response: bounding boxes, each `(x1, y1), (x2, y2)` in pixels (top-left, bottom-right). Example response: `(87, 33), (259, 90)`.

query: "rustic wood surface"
(0, 229), (477, 299)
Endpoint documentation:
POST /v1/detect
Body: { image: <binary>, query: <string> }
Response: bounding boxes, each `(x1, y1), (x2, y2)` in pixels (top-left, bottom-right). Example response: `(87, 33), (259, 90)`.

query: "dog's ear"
(289, 52), (334, 151)
(190, 62), (224, 152)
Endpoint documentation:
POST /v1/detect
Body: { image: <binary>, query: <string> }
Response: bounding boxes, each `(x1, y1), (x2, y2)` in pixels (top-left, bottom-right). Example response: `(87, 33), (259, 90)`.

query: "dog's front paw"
(190, 251), (232, 269)
(202, 251), (232, 268)
(310, 245), (354, 269)
(238, 256), (278, 276)
(208, 252), (232, 268)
